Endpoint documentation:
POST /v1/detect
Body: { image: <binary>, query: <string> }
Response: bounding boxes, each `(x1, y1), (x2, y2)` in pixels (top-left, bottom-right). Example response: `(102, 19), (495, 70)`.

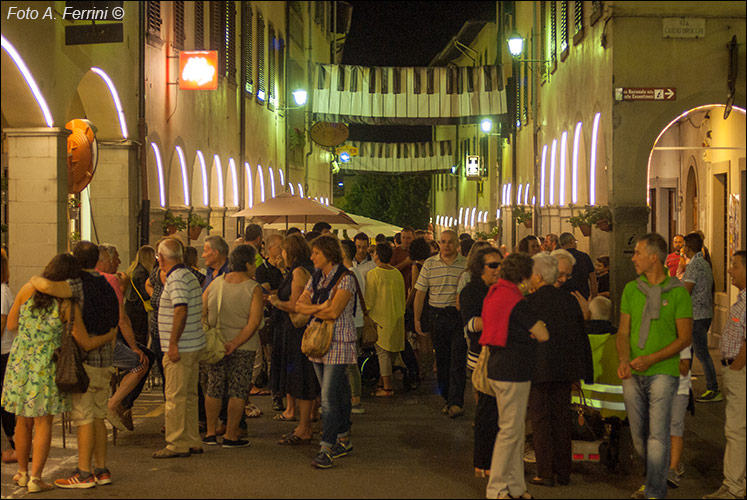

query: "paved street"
(0, 350), (729, 499)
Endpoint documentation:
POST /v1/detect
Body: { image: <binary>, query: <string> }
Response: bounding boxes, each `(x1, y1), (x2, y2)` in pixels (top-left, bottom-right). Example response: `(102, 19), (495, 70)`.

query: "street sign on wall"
(179, 51), (218, 90)
(615, 87), (676, 101)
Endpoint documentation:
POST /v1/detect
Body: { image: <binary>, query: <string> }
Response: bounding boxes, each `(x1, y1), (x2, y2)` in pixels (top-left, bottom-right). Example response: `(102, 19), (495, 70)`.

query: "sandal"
(13, 471), (29, 487)
(152, 447), (191, 459)
(375, 388), (394, 397)
(273, 413), (296, 422)
(244, 404), (263, 419)
(27, 476), (54, 493)
(278, 433), (312, 445)
(249, 387), (272, 396)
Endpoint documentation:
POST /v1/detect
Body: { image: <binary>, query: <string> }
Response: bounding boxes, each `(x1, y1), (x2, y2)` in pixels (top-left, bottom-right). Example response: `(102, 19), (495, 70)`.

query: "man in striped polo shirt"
(153, 239), (206, 459)
(413, 229), (468, 417)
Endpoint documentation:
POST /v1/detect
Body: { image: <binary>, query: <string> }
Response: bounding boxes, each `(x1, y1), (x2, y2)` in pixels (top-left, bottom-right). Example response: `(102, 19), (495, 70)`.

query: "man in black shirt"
(559, 232), (597, 300)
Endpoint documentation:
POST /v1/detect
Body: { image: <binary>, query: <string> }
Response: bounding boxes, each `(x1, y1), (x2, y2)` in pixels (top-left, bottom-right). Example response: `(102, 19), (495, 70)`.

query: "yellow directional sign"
(335, 146), (359, 156)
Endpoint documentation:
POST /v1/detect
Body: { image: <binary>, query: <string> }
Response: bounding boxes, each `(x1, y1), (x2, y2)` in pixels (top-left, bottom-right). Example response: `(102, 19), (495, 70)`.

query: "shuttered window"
(147, 1), (162, 36)
(226, 1), (237, 82)
(241, 2), (253, 94)
(277, 34), (284, 107)
(174, 1), (185, 49)
(550, 1), (557, 70)
(268, 23), (275, 104)
(257, 13), (265, 102)
(210, 2), (226, 76)
(590, 1), (603, 25)
(560, 1), (569, 56)
(573, 0), (585, 44)
(540, 1), (547, 81)
(194, 1), (204, 49)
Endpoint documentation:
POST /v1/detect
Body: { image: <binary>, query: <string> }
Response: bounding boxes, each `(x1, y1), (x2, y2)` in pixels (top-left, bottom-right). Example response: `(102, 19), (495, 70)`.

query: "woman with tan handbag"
(268, 233), (318, 445)
(296, 235), (356, 469)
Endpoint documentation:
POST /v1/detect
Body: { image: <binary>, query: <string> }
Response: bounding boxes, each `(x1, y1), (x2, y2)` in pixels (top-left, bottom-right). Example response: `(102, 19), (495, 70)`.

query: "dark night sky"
(340, 1), (495, 142)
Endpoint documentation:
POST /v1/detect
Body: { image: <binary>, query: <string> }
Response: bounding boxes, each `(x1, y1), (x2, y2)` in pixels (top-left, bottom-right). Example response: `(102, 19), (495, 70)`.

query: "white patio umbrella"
(337, 213), (402, 236)
(231, 192), (358, 230)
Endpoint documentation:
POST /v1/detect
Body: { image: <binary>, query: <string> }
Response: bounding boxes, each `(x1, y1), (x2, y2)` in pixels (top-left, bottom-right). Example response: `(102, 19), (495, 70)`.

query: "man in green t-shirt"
(617, 233), (693, 500)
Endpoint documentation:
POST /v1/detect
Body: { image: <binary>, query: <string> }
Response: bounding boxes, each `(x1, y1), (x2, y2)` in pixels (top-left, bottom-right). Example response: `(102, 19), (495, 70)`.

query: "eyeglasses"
(485, 262), (500, 269)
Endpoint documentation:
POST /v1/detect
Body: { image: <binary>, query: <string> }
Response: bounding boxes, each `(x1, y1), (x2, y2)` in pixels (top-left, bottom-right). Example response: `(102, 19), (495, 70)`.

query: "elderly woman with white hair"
(552, 249), (590, 320)
(525, 253), (594, 487)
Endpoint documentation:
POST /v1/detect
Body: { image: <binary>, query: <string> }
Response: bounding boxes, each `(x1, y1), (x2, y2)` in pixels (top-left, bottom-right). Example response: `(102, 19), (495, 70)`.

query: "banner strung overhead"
(312, 64), (507, 125)
(337, 140), (453, 174)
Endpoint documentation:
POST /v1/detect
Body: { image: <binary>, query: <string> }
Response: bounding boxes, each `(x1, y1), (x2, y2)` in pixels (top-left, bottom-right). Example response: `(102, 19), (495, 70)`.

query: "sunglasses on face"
(485, 262), (500, 269)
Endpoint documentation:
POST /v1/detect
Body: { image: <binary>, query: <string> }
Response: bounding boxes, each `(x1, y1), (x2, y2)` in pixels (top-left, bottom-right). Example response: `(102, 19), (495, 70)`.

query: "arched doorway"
(647, 104), (746, 343)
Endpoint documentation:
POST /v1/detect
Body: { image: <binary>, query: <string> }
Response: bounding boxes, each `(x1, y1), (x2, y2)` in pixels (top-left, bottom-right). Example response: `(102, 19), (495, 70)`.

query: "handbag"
(349, 272), (379, 347)
(54, 300), (90, 394)
(301, 270), (348, 358)
(201, 277), (227, 365)
(571, 386), (605, 441)
(471, 345), (495, 397)
(130, 274), (154, 312)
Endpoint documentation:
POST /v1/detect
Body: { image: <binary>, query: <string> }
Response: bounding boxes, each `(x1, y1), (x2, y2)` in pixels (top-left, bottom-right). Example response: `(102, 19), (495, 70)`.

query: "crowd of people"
(0, 224), (744, 499)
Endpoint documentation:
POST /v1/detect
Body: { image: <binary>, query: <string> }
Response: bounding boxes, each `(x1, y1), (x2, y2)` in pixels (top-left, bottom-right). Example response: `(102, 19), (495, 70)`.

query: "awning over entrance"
(312, 64), (507, 125)
(338, 140), (453, 174)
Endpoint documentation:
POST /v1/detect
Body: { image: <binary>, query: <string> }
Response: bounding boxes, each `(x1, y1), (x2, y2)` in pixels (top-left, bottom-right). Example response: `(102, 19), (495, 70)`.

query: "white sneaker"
(703, 485), (739, 499)
(523, 442), (536, 464)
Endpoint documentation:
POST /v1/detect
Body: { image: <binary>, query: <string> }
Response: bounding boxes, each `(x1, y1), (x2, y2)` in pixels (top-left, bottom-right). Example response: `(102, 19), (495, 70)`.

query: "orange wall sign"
(179, 51), (218, 90)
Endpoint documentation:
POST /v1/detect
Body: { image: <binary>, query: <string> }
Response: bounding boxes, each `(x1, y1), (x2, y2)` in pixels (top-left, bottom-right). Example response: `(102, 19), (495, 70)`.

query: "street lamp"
(292, 89), (307, 107)
(507, 30), (524, 58)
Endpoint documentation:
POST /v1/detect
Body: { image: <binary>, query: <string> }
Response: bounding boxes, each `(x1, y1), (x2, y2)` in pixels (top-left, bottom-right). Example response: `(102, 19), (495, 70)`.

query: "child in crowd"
(595, 256), (610, 298)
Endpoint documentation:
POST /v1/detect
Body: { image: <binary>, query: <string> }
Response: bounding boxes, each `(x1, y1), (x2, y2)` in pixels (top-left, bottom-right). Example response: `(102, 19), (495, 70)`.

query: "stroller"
(571, 332), (634, 473)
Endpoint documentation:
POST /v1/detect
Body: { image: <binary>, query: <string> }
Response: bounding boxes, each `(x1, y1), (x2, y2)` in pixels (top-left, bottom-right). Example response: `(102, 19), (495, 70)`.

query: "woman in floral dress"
(1, 253), (116, 492)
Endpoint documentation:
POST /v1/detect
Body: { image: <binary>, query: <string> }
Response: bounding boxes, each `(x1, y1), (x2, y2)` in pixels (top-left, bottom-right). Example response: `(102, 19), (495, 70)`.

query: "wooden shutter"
(268, 23), (275, 102)
(194, 1), (204, 49)
(147, 0), (162, 36)
(241, 1), (253, 94)
(257, 12), (265, 101)
(226, 1), (237, 82)
(173, 1), (185, 49)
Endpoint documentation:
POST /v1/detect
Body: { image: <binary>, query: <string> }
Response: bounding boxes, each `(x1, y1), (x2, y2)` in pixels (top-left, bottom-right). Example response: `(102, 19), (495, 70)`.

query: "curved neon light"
(1, 35), (54, 127)
(540, 145), (547, 207)
(257, 165), (265, 203)
(175, 146), (189, 206)
(517, 184), (524, 205)
(549, 139), (557, 205)
(151, 143), (165, 207)
(288, 183), (295, 196)
(524, 183), (530, 205)
(590, 112), (601, 206)
(507, 184), (512, 207)
(196, 151), (208, 206)
(244, 163), (254, 208)
(496, 208), (501, 219)
(214, 155), (224, 207)
(228, 158), (239, 206)
(559, 131), (568, 206)
(268, 167), (276, 198)
(298, 183), (304, 198)
(278, 168), (285, 186)
(458, 207), (464, 225)
(90, 67), (128, 139)
(470, 207), (477, 227)
(572, 122), (583, 204)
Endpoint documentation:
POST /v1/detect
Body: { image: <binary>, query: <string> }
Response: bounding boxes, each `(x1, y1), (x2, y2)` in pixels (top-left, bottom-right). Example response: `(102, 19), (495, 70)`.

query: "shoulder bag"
(471, 345), (494, 397)
(54, 300), (90, 394)
(201, 277), (227, 364)
(571, 385), (605, 441)
(130, 274), (154, 312)
(301, 271), (348, 358)
(348, 272), (379, 347)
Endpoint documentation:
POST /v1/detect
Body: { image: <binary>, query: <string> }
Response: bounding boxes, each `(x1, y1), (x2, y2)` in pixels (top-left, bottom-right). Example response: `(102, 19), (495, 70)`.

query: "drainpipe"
(284, 1), (290, 191)
(304, 1), (313, 195)
(238, 1), (248, 237)
(138, 2), (149, 248)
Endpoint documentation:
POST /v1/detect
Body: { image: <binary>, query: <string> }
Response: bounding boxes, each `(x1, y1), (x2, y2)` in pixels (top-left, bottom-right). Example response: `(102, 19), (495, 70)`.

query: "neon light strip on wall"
(268, 167), (276, 198)
(540, 145), (547, 207)
(151, 143), (165, 207)
(559, 131), (568, 206)
(524, 183), (530, 205)
(549, 139), (557, 205)
(517, 184), (524, 205)
(278, 168), (285, 186)
(245, 163), (254, 208)
(197, 151), (208, 206)
(214, 155), (224, 207)
(228, 158), (238, 206)
(572, 122), (582, 204)
(1, 35), (54, 127)
(257, 165), (265, 203)
(298, 183), (304, 198)
(590, 112), (601, 206)
(91, 67), (128, 139)
(175, 146), (189, 206)
(288, 183), (295, 196)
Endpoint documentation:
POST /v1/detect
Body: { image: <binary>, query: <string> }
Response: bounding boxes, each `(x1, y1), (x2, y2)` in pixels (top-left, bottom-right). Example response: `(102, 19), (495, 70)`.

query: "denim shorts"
(670, 393), (689, 437)
(112, 340), (146, 374)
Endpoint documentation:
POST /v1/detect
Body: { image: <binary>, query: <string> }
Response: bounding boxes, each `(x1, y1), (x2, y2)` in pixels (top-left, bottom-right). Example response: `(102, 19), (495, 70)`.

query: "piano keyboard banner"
(312, 64), (507, 125)
(338, 140), (453, 174)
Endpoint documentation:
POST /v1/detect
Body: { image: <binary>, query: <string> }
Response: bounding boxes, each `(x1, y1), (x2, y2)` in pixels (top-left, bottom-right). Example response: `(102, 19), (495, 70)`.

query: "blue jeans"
(622, 374), (678, 499)
(691, 318), (718, 392)
(313, 363), (352, 449)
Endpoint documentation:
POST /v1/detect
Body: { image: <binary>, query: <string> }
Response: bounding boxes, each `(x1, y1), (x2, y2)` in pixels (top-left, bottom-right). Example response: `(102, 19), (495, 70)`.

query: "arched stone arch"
(590, 112), (609, 206)
(192, 150), (209, 207)
(168, 139), (190, 208)
(71, 68), (128, 141)
(226, 158), (240, 208)
(572, 120), (588, 206)
(244, 161), (254, 208)
(146, 133), (166, 208)
(1, 36), (53, 127)
(684, 162), (698, 233)
(267, 165), (277, 199)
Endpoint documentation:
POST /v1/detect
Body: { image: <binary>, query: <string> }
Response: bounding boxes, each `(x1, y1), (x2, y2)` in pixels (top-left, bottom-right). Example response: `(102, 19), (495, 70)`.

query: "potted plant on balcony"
(161, 209), (186, 235)
(567, 209), (593, 237)
(589, 206), (612, 232)
(512, 206), (533, 229)
(188, 211), (212, 240)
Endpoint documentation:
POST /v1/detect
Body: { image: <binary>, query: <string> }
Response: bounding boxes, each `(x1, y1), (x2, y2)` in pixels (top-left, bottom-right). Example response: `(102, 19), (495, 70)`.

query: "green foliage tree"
(341, 173), (432, 230)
